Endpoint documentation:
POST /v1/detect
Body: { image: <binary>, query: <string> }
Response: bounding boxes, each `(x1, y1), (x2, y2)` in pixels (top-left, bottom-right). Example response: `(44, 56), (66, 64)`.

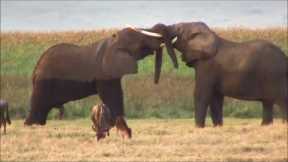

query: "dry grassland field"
(1, 119), (287, 161)
(0, 28), (288, 161)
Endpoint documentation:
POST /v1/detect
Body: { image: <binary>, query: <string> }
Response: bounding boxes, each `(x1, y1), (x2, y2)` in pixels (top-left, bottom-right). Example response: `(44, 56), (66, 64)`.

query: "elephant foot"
(261, 120), (273, 126)
(195, 119), (206, 128)
(195, 123), (205, 128)
(213, 123), (223, 127)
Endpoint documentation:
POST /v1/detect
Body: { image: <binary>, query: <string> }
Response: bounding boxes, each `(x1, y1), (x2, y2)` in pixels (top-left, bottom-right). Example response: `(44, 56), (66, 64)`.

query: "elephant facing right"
(151, 22), (288, 127)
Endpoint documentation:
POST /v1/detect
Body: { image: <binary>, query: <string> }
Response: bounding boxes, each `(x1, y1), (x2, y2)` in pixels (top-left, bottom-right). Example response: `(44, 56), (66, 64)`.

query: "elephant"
(0, 99), (11, 134)
(151, 22), (288, 127)
(24, 26), (178, 127)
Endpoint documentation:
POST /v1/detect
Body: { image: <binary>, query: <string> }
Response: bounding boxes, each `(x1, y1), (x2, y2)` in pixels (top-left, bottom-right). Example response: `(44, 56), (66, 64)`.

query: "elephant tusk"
(160, 43), (165, 48)
(171, 36), (178, 44)
(138, 30), (162, 38)
(125, 24), (162, 38)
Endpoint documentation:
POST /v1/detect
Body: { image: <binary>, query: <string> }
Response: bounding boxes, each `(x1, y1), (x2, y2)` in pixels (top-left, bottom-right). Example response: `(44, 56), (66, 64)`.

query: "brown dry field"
(1, 118), (287, 162)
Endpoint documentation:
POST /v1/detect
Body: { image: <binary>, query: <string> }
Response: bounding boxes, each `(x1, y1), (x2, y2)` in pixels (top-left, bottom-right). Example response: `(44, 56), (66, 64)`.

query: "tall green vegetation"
(1, 27), (287, 119)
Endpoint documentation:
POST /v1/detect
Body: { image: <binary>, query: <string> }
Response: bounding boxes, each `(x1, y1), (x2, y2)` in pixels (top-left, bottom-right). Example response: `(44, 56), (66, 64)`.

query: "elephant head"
(148, 24), (179, 69)
(151, 22), (220, 66)
(102, 26), (178, 83)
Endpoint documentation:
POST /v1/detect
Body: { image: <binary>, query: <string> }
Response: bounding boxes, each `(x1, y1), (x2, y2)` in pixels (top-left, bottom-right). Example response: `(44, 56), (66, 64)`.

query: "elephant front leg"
(194, 84), (213, 128)
(261, 101), (274, 125)
(97, 79), (131, 139)
(278, 99), (288, 123)
(210, 94), (224, 127)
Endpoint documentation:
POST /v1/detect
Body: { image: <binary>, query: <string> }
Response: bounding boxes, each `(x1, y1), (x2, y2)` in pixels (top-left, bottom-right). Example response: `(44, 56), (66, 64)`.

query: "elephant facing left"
(24, 26), (178, 129)
(151, 22), (288, 128)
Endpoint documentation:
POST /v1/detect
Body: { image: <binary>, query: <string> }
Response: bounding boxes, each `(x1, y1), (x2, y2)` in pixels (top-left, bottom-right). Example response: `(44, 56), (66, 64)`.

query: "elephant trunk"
(163, 33), (178, 69)
(154, 47), (163, 84)
(164, 27), (178, 68)
(152, 24), (178, 69)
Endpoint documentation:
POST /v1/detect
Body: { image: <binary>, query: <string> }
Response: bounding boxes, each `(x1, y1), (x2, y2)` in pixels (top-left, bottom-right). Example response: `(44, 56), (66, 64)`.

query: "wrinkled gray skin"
(152, 22), (288, 127)
(0, 99), (11, 134)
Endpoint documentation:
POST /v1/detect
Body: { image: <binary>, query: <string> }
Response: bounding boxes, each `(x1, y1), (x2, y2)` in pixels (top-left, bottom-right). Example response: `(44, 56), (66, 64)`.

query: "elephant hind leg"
(261, 100), (274, 125)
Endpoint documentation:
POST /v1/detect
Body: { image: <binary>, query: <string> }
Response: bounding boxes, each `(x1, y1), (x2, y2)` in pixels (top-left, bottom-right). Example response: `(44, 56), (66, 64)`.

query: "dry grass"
(1, 29), (118, 46)
(1, 119), (287, 161)
(1, 27), (287, 51)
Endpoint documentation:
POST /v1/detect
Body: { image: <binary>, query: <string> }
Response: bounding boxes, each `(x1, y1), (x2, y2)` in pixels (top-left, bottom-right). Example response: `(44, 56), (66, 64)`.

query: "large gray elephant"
(24, 26), (178, 128)
(151, 22), (288, 127)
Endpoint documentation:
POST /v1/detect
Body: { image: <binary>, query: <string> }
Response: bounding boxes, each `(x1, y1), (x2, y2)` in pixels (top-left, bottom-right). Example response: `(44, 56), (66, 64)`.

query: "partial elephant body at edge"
(151, 22), (288, 127)
(211, 39), (287, 100)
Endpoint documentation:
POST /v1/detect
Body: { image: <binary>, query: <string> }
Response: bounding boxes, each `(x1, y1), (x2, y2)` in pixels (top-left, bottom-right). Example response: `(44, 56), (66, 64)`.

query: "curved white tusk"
(160, 43), (165, 48)
(125, 24), (162, 38)
(139, 30), (162, 38)
(171, 36), (178, 44)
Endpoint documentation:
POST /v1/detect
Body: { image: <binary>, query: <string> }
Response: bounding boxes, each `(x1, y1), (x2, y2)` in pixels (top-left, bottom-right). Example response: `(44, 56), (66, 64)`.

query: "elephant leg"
(97, 79), (131, 138)
(210, 94), (224, 127)
(261, 101), (274, 125)
(25, 85), (52, 125)
(194, 84), (213, 128)
(277, 99), (288, 123)
(97, 79), (124, 123)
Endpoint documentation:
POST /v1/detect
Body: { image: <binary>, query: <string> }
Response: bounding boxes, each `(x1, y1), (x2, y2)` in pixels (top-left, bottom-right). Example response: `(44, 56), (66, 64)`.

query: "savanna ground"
(0, 27), (288, 161)
(1, 119), (287, 161)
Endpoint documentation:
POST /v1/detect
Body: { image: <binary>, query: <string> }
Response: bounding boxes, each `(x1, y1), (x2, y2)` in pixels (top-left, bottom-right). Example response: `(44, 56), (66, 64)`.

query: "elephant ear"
(186, 22), (219, 60)
(102, 39), (137, 79)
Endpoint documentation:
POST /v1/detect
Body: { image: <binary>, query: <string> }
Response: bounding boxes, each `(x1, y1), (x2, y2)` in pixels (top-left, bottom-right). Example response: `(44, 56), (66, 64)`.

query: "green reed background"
(1, 27), (287, 119)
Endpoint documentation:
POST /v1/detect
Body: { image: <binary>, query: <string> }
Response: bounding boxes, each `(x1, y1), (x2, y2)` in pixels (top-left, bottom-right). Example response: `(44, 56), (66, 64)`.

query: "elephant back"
(33, 40), (111, 82)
